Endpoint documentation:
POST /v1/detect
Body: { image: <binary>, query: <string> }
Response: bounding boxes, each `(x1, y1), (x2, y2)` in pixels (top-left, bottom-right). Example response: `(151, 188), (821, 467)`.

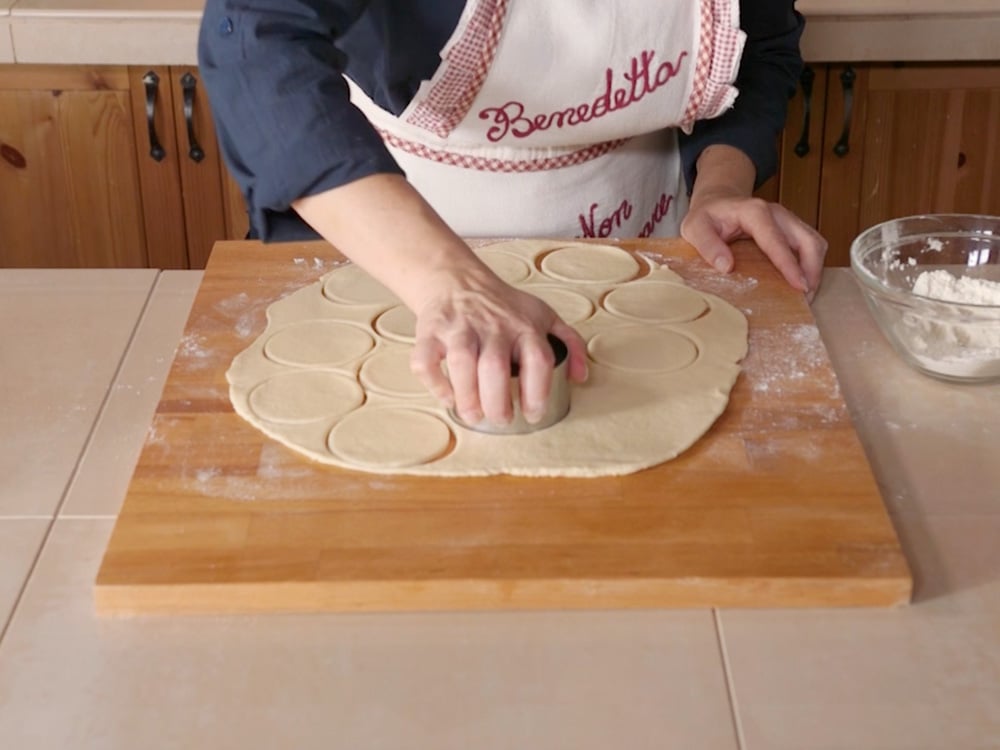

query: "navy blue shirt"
(198, 0), (804, 240)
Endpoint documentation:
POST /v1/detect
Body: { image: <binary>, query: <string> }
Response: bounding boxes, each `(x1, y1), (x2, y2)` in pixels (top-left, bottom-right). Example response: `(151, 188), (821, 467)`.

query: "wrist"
(690, 144), (756, 203)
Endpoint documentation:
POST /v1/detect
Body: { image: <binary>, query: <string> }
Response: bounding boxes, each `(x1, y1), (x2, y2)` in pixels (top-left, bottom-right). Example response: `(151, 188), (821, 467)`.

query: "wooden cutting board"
(95, 238), (912, 614)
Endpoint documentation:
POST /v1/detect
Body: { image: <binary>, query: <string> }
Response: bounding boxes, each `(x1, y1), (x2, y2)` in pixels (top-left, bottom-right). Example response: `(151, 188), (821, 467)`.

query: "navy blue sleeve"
(678, 0), (804, 192)
(198, 0), (406, 241)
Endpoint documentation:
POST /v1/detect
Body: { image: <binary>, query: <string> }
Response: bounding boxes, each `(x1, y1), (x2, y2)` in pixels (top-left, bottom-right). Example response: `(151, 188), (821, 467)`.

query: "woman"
(199, 0), (826, 428)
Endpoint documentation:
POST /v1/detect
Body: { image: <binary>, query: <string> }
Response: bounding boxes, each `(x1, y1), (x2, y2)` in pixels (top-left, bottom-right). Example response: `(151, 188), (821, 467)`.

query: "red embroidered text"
(577, 193), (674, 239)
(479, 49), (688, 143)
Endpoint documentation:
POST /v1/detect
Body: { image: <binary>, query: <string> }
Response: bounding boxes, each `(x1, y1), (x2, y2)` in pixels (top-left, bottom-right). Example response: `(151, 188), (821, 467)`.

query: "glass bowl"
(850, 214), (1000, 384)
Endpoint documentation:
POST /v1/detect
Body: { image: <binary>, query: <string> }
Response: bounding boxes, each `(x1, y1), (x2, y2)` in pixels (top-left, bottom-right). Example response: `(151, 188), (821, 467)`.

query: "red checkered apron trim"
(404, 0), (511, 138)
(681, 0), (743, 130)
(378, 128), (630, 173)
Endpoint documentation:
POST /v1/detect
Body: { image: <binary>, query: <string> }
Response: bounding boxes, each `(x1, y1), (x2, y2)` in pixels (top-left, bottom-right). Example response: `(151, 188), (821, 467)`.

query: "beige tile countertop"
(0, 265), (998, 748)
(3, 0), (1000, 65)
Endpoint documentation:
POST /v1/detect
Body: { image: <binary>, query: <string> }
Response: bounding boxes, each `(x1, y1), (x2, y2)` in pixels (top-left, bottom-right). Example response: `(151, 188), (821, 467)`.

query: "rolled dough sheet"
(226, 240), (748, 477)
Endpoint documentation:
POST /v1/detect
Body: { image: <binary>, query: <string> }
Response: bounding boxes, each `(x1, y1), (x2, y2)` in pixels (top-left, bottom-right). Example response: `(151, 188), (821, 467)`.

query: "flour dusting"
(178, 333), (213, 368)
(748, 323), (837, 398)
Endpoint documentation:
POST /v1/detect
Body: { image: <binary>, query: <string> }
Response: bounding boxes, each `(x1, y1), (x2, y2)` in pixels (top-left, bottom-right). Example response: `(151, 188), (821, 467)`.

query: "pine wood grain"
(95, 238), (912, 614)
(0, 66), (146, 267)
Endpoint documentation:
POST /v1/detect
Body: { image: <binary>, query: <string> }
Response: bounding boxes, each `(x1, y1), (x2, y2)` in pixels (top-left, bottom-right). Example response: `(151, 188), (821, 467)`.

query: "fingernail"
(800, 274), (810, 292)
(714, 257), (731, 273)
(523, 402), (546, 423)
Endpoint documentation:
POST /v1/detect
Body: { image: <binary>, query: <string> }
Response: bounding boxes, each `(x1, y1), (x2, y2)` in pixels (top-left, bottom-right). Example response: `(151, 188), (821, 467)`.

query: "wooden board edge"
(94, 575), (914, 617)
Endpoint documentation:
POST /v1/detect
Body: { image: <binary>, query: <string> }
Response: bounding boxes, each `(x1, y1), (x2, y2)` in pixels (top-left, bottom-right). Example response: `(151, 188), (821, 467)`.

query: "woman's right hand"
(409, 265), (588, 427)
(293, 173), (588, 427)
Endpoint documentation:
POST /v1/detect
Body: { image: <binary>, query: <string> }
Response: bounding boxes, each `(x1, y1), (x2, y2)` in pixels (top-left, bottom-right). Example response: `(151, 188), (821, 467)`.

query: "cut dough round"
(359, 348), (426, 398)
(588, 327), (698, 372)
(603, 282), (708, 322)
(263, 321), (374, 366)
(527, 285), (594, 324)
(479, 249), (533, 283)
(540, 244), (641, 284)
(323, 264), (400, 305)
(248, 370), (364, 424)
(328, 408), (453, 468)
(374, 305), (417, 343)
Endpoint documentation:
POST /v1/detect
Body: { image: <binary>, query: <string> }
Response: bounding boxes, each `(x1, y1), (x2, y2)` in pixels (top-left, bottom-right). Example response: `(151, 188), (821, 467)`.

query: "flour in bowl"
(904, 270), (1000, 380)
(913, 269), (1000, 305)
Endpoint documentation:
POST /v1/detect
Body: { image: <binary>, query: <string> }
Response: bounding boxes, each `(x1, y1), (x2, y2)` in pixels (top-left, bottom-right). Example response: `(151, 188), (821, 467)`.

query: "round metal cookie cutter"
(448, 334), (571, 435)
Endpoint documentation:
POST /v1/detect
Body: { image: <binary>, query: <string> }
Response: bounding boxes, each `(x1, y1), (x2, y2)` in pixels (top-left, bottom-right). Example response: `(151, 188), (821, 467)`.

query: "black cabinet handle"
(833, 66), (856, 158)
(181, 72), (205, 163)
(142, 71), (166, 162)
(793, 66), (815, 158)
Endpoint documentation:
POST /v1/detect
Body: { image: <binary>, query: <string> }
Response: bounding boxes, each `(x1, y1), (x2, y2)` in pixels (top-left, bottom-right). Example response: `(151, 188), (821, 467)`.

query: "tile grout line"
(713, 608), (747, 750)
(0, 517), (54, 647)
(0, 272), (163, 649)
(50, 271), (164, 520)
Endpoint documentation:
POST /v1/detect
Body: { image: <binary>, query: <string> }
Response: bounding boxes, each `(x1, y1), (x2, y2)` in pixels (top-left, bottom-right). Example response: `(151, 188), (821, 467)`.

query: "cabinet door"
(0, 65), (147, 268)
(168, 66), (232, 269)
(129, 66), (245, 269)
(777, 64), (829, 230)
(816, 64), (868, 266)
(858, 64), (1000, 225)
(128, 66), (188, 269)
(817, 63), (1000, 266)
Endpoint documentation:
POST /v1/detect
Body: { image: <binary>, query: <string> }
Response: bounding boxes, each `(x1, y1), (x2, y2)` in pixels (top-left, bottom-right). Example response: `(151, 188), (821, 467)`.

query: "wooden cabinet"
(773, 62), (1000, 266)
(0, 64), (245, 269)
(0, 66), (147, 267)
(5, 61), (1000, 270)
(129, 65), (247, 269)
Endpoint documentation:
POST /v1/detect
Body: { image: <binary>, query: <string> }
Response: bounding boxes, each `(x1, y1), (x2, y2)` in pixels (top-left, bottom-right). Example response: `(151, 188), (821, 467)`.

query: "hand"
(292, 174), (588, 426)
(409, 266), (589, 426)
(681, 145), (828, 301)
(681, 188), (828, 301)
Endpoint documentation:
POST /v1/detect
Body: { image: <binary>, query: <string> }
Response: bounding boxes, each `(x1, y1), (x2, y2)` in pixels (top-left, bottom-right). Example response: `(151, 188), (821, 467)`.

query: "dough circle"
(263, 321), (374, 367)
(603, 281), (708, 322)
(327, 408), (453, 468)
(527, 286), (595, 324)
(540, 244), (641, 284)
(248, 370), (364, 424)
(374, 305), (417, 343)
(323, 264), (399, 305)
(587, 327), (698, 372)
(479, 249), (533, 283)
(359, 348), (426, 398)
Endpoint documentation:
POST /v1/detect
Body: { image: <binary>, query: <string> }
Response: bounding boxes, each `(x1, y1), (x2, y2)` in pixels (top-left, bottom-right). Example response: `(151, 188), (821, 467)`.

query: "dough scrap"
(227, 239), (748, 477)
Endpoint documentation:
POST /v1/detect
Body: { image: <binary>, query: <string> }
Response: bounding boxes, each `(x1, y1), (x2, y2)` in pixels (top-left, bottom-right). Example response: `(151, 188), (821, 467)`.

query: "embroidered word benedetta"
(478, 49), (689, 143)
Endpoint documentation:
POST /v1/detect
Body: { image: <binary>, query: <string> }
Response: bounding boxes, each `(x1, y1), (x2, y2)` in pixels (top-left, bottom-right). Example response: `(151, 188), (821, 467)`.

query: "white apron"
(348, 0), (746, 239)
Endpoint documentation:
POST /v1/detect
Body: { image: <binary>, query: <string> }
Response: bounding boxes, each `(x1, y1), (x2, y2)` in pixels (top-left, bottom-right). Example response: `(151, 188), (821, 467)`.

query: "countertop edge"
(2, 11), (1000, 66)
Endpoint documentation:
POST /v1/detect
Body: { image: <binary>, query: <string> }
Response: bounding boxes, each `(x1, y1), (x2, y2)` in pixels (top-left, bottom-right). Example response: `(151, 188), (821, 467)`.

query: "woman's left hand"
(681, 146), (828, 302)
